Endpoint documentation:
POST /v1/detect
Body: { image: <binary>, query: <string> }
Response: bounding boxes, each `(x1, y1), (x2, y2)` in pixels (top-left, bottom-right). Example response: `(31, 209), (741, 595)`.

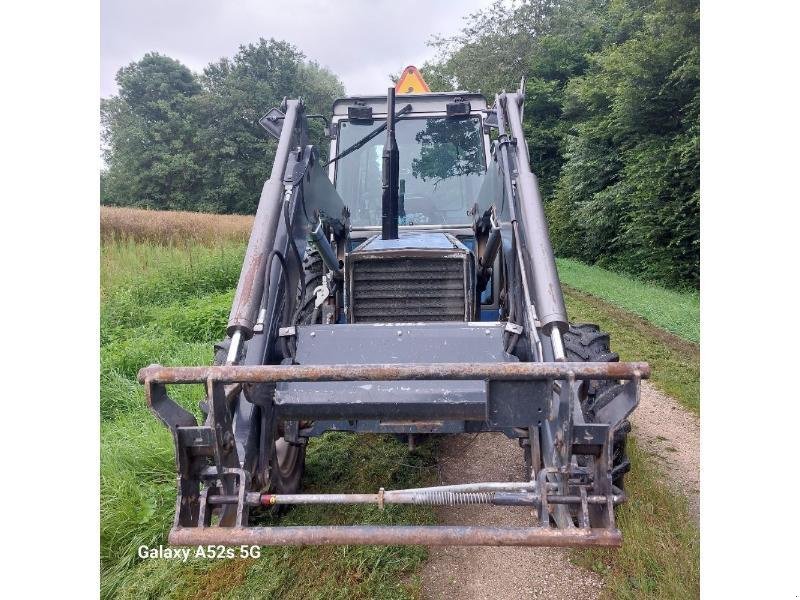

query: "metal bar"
(169, 525), (622, 547)
(550, 327), (566, 361)
(477, 217), (501, 282)
(227, 99), (303, 338)
(206, 491), (624, 507)
(493, 93), (518, 223)
(276, 396), (486, 421)
(139, 361), (650, 385)
(512, 220), (543, 361)
(499, 93), (568, 331)
(263, 493), (378, 505)
(264, 491), (502, 506)
(310, 219), (342, 278)
(225, 329), (242, 365)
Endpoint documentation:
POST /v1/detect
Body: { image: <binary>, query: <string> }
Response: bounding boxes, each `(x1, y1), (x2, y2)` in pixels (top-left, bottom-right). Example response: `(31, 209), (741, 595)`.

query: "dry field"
(101, 206), (254, 246)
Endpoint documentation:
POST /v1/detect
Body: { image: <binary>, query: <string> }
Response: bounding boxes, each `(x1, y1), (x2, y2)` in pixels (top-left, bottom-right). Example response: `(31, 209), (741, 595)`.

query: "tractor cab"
(330, 92), (490, 229)
(329, 90), (499, 319)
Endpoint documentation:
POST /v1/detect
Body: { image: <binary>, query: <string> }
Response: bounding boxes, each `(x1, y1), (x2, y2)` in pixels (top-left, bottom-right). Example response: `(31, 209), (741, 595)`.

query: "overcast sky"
(101, 0), (499, 99)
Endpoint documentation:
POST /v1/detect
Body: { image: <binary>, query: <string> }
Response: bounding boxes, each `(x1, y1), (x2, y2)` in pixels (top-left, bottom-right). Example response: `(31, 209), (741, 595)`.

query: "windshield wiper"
(323, 103), (412, 167)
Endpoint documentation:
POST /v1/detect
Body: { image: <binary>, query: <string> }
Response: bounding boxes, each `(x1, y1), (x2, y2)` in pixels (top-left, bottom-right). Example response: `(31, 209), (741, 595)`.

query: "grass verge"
(565, 276), (700, 598)
(572, 439), (700, 598)
(564, 286), (699, 414)
(100, 239), (435, 599)
(556, 258), (699, 343)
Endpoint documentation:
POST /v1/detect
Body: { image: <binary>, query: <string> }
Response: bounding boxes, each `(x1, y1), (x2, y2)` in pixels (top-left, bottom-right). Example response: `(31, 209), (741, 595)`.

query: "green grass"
(105, 430), (436, 600)
(564, 265), (700, 598)
(564, 286), (700, 414)
(572, 439), (700, 598)
(556, 258), (699, 343)
(101, 238), (245, 297)
(101, 239), (701, 598)
(100, 239), (435, 599)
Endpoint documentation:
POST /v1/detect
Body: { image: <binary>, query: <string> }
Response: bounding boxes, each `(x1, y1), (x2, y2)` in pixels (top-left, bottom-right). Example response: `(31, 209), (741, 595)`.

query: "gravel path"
(420, 382), (700, 598)
(420, 432), (603, 600)
(631, 381), (700, 521)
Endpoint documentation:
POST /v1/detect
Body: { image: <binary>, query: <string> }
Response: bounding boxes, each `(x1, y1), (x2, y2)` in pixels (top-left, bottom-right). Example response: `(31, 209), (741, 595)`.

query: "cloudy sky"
(101, 0), (499, 99)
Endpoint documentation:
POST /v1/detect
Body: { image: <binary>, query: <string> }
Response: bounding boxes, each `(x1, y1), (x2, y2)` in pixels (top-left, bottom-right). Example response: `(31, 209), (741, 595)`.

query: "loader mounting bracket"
(139, 360), (648, 547)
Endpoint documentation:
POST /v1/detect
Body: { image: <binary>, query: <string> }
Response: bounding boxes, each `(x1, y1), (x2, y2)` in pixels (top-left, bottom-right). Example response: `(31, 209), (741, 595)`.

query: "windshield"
(334, 116), (486, 227)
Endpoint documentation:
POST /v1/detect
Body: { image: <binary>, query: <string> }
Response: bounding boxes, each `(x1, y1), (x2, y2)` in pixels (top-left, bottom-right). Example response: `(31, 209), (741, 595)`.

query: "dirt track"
(420, 382), (700, 599)
(631, 381), (700, 521)
(420, 432), (603, 600)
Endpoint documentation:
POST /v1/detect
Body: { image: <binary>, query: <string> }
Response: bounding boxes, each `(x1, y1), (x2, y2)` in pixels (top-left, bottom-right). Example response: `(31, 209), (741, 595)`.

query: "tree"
(194, 39), (343, 213)
(101, 39), (344, 214)
(101, 53), (203, 210)
(424, 0), (700, 288)
(552, 0), (699, 287)
(412, 118), (485, 184)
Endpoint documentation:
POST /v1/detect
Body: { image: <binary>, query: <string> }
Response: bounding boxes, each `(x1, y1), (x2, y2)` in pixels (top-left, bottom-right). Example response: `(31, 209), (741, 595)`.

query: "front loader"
(138, 70), (648, 548)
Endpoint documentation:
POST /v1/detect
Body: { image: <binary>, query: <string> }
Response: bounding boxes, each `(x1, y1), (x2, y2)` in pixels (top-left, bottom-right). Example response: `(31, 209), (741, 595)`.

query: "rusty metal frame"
(139, 361), (649, 386)
(169, 525), (621, 547)
(140, 360), (647, 547)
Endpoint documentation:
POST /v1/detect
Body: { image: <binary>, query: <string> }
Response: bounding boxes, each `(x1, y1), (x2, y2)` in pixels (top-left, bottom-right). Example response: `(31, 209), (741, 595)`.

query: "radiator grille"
(350, 257), (466, 322)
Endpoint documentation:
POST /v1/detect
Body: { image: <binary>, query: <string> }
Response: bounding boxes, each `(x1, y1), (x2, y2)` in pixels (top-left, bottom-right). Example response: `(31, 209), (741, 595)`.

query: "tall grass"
(100, 237), (434, 599)
(557, 258), (700, 343)
(105, 431), (435, 599)
(101, 239), (244, 299)
(572, 440), (700, 599)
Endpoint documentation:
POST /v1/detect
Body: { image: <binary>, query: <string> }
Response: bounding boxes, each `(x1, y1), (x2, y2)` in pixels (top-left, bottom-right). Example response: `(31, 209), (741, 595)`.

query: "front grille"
(350, 257), (467, 322)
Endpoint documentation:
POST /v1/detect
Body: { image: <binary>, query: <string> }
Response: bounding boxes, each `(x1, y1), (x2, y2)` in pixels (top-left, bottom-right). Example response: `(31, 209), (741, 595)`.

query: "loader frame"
(139, 86), (649, 547)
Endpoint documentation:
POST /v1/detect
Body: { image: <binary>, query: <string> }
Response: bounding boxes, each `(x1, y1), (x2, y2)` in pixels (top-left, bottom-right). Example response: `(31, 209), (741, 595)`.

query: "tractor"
(138, 67), (648, 547)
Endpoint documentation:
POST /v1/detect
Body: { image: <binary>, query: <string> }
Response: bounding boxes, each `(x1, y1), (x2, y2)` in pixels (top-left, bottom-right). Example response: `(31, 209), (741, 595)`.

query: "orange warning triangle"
(395, 65), (431, 94)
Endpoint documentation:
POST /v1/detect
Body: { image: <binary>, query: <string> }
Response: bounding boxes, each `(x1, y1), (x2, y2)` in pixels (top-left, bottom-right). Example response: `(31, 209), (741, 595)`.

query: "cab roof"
(331, 92), (488, 117)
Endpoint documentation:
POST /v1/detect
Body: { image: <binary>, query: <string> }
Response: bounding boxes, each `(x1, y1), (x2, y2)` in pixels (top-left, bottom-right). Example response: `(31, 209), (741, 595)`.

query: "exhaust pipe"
(381, 87), (400, 240)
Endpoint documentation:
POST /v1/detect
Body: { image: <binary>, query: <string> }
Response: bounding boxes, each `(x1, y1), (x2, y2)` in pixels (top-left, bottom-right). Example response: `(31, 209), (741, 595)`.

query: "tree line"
(101, 39), (343, 214)
(424, 0), (699, 288)
(102, 0), (698, 288)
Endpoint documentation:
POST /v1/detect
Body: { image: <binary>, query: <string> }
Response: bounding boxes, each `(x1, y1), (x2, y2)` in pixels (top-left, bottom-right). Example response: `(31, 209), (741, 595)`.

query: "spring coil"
(410, 491), (495, 506)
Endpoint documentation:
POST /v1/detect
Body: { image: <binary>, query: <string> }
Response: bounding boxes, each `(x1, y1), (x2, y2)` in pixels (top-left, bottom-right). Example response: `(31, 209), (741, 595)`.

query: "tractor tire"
(256, 247), (323, 491)
(251, 248), (325, 491)
(563, 323), (631, 490)
(209, 338), (305, 495)
(268, 435), (305, 494)
(208, 247), (326, 496)
(260, 247), (325, 491)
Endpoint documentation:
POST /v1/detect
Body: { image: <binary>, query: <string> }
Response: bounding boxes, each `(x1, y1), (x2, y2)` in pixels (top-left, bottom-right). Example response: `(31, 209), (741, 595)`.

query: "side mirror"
(259, 107), (285, 140)
(483, 110), (499, 132)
